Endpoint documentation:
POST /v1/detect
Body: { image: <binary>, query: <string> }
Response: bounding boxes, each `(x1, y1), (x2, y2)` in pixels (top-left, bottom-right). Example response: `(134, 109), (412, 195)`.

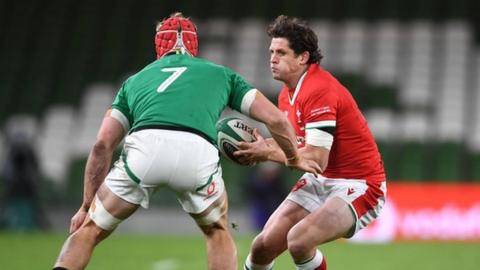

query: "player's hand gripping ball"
(216, 117), (255, 165)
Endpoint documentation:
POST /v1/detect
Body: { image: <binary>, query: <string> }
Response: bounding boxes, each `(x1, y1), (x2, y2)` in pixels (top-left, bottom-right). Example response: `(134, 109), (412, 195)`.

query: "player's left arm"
(82, 109), (126, 210)
(297, 118), (336, 172)
(70, 109), (126, 233)
(261, 135), (331, 172)
(299, 86), (339, 172)
(299, 143), (330, 172)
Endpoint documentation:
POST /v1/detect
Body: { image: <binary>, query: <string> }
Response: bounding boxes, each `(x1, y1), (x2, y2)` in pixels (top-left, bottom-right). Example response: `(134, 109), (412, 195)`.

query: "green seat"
(366, 85), (397, 109)
(467, 153), (480, 182)
(397, 142), (429, 181)
(431, 143), (464, 181)
(376, 141), (399, 181)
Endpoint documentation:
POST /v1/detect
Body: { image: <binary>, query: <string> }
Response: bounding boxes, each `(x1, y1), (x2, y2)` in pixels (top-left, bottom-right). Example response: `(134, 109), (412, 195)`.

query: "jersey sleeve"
(111, 81), (134, 130)
(225, 68), (256, 113)
(303, 88), (339, 133)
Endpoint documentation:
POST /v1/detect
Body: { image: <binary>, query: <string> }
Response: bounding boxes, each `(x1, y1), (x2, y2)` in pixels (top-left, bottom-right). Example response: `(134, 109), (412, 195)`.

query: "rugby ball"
(216, 117), (256, 164)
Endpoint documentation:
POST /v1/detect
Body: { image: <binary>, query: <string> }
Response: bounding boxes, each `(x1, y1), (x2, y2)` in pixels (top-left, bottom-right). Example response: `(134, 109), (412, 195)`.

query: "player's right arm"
(244, 91), (322, 174)
(260, 138), (330, 171)
(70, 109), (126, 233)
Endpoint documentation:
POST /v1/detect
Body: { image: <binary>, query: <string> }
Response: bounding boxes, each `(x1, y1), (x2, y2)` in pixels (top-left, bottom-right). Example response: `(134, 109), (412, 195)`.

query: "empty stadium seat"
(365, 109), (395, 141)
(430, 143), (465, 181)
(72, 84), (115, 157)
(2, 0), (480, 185)
(36, 106), (75, 184)
(367, 20), (400, 84)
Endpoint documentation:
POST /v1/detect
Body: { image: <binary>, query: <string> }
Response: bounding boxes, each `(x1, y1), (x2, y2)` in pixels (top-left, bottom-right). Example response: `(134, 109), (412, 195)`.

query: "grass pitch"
(0, 232), (478, 269)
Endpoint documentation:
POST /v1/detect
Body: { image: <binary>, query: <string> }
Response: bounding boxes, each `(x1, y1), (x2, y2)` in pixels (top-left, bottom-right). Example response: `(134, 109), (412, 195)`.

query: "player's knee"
(251, 231), (282, 257)
(287, 226), (313, 257)
(287, 239), (310, 258)
(250, 234), (266, 253)
(287, 223), (303, 242)
(80, 219), (111, 244)
(68, 222), (100, 248)
(287, 237), (312, 258)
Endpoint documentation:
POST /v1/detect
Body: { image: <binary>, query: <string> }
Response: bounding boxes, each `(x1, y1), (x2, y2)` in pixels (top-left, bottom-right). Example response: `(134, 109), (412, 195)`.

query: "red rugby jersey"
(278, 64), (385, 183)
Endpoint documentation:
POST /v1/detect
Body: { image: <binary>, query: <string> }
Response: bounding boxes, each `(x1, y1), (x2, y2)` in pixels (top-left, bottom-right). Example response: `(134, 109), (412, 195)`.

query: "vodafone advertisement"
(351, 182), (480, 242)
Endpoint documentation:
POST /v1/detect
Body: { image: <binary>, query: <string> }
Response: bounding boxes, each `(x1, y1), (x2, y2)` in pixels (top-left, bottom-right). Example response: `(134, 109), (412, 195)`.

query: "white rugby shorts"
(104, 129), (224, 214)
(286, 173), (386, 237)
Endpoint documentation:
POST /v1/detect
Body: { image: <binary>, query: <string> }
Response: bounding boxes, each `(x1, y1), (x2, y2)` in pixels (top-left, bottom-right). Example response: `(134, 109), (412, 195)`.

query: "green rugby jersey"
(111, 54), (255, 144)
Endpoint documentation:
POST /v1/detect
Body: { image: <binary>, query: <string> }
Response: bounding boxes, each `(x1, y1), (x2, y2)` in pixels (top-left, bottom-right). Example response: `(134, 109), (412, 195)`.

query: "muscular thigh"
(261, 200), (309, 243)
(190, 191), (229, 231)
(292, 197), (354, 245)
(97, 184), (139, 219)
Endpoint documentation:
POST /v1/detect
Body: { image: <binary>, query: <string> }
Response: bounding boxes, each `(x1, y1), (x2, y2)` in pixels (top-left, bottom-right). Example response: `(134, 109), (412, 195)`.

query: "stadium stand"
(36, 106), (75, 184)
(1, 0), (480, 206)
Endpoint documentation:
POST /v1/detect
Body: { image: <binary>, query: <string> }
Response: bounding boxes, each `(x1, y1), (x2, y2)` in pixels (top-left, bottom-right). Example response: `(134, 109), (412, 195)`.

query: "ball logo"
(233, 120), (254, 136)
(292, 178), (307, 192)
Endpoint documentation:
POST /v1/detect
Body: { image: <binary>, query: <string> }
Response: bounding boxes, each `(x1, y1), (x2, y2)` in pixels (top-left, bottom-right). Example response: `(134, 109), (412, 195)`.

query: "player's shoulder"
(304, 65), (334, 86)
(190, 56), (227, 70)
(304, 65), (343, 94)
(191, 57), (243, 80)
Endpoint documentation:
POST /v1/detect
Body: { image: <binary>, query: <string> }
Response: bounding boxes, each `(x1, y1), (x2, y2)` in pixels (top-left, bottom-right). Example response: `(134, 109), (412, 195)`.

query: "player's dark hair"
(267, 15), (323, 64)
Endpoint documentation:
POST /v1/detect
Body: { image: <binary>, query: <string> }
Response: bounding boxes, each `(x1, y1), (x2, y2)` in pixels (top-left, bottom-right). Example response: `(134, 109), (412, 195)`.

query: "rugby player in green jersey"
(53, 12), (321, 270)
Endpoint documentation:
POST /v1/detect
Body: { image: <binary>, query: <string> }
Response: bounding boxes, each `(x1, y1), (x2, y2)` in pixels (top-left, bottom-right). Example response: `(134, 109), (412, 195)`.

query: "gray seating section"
(2, 18), (480, 182)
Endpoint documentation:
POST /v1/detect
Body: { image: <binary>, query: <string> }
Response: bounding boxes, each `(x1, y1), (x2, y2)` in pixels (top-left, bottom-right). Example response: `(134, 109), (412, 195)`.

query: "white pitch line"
(152, 259), (179, 270)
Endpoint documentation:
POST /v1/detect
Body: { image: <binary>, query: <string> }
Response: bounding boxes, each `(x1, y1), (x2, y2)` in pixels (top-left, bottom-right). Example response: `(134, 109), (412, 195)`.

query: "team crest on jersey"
(296, 109), (302, 123)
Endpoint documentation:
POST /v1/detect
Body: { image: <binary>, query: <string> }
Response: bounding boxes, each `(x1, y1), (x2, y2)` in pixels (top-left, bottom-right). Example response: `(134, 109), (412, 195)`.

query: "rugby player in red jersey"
(236, 15), (387, 270)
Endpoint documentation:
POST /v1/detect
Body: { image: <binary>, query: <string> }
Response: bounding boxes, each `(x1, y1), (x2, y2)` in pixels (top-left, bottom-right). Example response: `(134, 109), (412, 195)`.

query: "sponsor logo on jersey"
(347, 187), (355, 195)
(310, 106), (331, 116)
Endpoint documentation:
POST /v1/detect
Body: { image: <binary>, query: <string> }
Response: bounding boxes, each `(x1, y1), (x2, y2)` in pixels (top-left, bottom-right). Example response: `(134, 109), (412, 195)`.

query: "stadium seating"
(1, 0), (480, 206)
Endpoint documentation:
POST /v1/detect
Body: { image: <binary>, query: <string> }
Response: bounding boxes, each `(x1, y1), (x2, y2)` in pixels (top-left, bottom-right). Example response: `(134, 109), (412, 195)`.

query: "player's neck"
(286, 65), (308, 90)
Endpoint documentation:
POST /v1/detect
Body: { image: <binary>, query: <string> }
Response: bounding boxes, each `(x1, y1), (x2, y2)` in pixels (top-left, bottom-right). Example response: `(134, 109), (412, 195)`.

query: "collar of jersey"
(288, 70), (308, 106)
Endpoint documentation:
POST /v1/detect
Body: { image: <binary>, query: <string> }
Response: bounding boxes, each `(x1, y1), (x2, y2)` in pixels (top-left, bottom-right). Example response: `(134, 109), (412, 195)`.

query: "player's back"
(116, 54), (251, 144)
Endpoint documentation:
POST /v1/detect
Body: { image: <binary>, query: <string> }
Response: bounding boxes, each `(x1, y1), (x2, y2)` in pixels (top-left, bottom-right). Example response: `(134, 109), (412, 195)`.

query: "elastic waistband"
(129, 124), (216, 146)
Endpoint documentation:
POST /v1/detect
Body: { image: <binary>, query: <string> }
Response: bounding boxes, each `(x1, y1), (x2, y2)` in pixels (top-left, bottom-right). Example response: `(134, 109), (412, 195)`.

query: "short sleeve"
(303, 88), (339, 130)
(226, 68), (255, 112)
(111, 81), (133, 129)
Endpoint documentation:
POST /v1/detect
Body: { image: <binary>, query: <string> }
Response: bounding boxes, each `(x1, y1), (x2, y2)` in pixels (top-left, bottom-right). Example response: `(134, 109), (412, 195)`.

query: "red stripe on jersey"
(351, 181), (384, 217)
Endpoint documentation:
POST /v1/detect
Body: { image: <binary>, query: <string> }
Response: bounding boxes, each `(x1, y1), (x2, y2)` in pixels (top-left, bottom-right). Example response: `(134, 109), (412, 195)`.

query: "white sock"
(244, 254), (274, 270)
(295, 249), (323, 270)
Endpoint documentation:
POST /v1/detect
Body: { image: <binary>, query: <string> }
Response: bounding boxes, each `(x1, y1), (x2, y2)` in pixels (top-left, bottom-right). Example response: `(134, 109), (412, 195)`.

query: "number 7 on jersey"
(157, 67), (187, 93)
